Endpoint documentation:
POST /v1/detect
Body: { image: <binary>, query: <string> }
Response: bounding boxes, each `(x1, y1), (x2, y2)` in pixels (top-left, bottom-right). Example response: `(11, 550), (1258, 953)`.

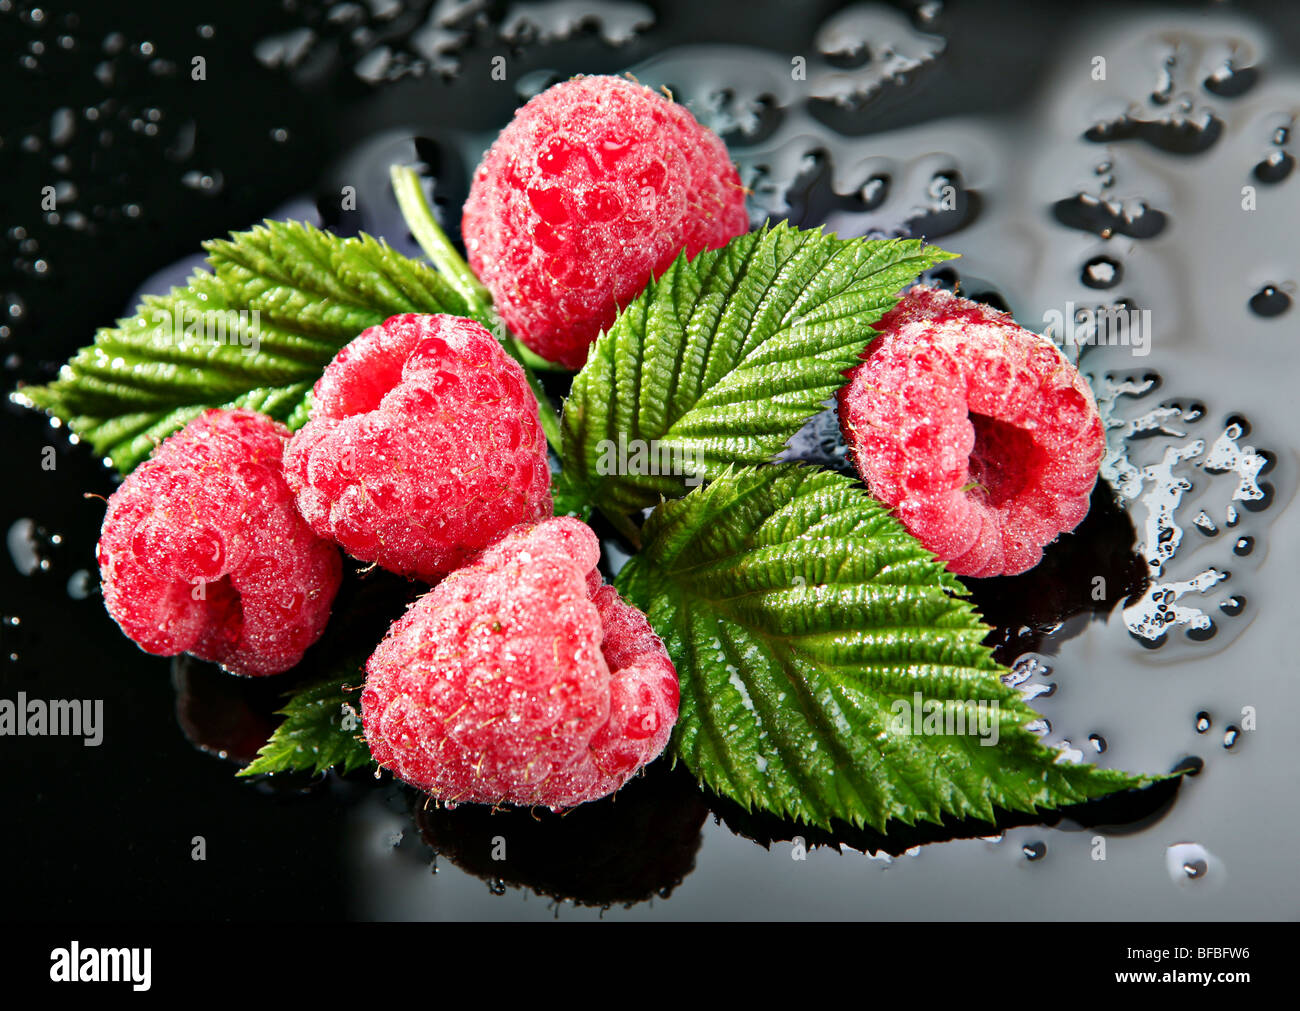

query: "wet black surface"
(2, 0), (1296, 920)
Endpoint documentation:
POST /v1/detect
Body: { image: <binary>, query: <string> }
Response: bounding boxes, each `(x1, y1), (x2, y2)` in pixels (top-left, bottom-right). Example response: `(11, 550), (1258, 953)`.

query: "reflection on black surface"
(415, 763), (710, 907)
(171, 566), (422, 767)
(170, 478), (1157, 879)
(172, 656), (282, 765)
(963, 482), (1150, 663)
(709, 773), (1182, 856)
(288, 566), (426, 684)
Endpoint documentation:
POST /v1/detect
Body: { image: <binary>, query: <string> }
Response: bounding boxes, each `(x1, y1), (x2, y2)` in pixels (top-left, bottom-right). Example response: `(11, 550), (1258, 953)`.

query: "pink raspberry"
(837, 287), (1105, 578)
(283, 314), (552, 582)
(97, 408), (342, 676)
(361, 517), (679, 809)
(462, 74), (750, 369)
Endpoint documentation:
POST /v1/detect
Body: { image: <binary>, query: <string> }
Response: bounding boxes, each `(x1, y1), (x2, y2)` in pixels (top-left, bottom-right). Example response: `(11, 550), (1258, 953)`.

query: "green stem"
(516, 346), (564, 452)
(389, 162), (564, 455)
(389, 164), (491, 312)
(599, 505), (643, 551)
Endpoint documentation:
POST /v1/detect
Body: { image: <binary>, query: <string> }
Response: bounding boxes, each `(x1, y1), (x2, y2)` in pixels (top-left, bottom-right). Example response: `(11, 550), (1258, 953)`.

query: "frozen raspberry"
(361, 517), (679, 809)
(283, 314), (552, 582)
(837, 287), (1105, 578)
(462, 74), (750, 369)
(97, 408), (342, 677)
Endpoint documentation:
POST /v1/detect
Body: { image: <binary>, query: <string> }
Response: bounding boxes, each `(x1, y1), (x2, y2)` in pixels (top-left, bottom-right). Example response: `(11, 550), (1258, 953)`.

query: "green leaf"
(616, 464), (1161, 831)
(19, 220), (482, 473)
(239, 674), (373, 778)
(550, 468), (593, 521)
(560, 223), (957, 518)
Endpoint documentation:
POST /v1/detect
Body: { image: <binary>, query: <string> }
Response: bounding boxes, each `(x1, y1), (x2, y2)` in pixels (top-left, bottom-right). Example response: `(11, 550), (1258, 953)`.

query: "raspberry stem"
(390, 164), (565, 456)
(389, 164), (492, 312)
(600, 504), (643, 550)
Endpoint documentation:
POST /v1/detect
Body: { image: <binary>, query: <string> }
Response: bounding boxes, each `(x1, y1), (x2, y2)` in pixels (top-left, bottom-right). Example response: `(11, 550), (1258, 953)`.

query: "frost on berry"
(282, 314), (553, 583)
(837, 287), (1105, 578)
(361, 517), (680, 810)
(462, 74), (750, 369)
(96, 408), (342, 677)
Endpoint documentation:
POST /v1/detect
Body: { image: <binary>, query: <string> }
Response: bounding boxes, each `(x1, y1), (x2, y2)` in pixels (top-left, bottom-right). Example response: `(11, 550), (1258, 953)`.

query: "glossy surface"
(1, 0), (1296, 920)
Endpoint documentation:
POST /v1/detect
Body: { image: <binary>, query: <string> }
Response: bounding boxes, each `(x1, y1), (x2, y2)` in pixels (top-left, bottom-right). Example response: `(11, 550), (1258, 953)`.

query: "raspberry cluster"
(462, 74), (750, 369)
(97, 308), (676, 804)
(91, 74), (1110, 814)
(837, 287), (1105, 578)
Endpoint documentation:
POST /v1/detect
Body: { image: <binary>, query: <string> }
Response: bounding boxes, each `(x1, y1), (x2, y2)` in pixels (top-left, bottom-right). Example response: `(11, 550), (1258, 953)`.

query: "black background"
(2, 0), (1296, 927)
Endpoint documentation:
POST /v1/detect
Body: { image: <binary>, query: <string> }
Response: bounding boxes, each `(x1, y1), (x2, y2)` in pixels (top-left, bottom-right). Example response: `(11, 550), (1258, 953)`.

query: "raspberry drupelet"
(282, 313), (553, 583)
(97, 408), (342, 676)
(462, 74), (750, 369)
(361, 517), (680, 809)
(837, 286), (1105, 578)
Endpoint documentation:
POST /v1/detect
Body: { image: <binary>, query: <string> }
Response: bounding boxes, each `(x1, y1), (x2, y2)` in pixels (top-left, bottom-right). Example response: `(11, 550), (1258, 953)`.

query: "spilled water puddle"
(1093, 372), (1273, 651)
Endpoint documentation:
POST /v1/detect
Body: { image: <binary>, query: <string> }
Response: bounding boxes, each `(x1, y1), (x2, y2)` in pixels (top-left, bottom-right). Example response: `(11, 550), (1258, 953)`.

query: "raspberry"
(837, 287), (1105, 578)
(462, 74), (750, 369)
(283, 314), (553, 582)
(97, 408), (342, 677)
(361, 517), (679, 809)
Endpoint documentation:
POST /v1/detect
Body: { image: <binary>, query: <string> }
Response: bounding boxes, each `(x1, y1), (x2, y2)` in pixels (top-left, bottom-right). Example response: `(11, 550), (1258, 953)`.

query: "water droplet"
(50, 107), (75, 147)
(181, 170), (224, 195)
(1204, 60), (1258, 98)
(1218, 595), (1245, 617)
(859, 174), (889, 209)
(1166, 842), (1217, 885)
(1022, 841), (1046, 861)
(7, 519), (43, 576)
(66, 569), (96, 600)
(916, 1), (942, 24)
(1253, 149), (1294, 184)
(1248, 284), (1291, 318)
(1222, 725), (1240, 750)
(1081, 255), (1122, 289)
(1195, 711), (1211, 733)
